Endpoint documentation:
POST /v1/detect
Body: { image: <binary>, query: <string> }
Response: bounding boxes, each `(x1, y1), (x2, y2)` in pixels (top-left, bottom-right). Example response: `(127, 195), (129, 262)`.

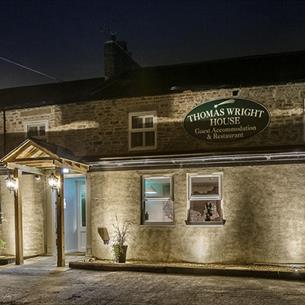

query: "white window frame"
(187, 173), (224, 225)
(24, 120), (49, 140)
(128, 111), (157, 151)
(142, 175), (174, 225)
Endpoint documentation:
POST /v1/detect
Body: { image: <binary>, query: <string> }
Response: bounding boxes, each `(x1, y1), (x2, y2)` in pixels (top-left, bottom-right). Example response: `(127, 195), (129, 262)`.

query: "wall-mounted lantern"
(47, 173), (59, 190)
(5, 175), (18, 192)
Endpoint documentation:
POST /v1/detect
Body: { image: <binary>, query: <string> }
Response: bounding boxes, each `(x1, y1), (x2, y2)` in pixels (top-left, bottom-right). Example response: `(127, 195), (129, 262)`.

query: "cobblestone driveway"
(0, 257), (305, 305)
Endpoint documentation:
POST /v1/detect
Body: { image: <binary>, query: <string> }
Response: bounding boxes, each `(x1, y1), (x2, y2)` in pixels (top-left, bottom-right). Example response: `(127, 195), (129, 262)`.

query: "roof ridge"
(141, 49), (305, 71)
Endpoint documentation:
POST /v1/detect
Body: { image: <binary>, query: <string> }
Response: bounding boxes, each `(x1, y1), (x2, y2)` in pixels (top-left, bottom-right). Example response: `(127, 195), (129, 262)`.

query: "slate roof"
(1, 49), (305, 110)
(0, 77), (105, 110)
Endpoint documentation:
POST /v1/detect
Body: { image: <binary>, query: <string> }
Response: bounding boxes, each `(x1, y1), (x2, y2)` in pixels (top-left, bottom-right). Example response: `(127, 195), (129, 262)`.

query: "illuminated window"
(187, 174), (225, 225)
(142, 176), (174, 225)
(129, 112), (157, 150)
(25, 121), (48, 139)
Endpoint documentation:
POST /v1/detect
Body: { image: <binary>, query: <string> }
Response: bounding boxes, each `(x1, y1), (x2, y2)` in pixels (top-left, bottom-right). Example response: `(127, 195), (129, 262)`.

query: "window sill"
(129, 146), (157, 152)
(184, 219), (226, 226)
(140, 223), (176, 228)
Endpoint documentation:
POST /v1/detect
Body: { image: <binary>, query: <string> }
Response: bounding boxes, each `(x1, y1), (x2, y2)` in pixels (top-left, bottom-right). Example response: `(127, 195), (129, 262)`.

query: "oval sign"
(184, 98), (270, 143)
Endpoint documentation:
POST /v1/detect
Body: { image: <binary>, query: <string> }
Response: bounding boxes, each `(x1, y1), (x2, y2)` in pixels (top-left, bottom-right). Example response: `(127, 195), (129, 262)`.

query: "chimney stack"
(104, 34), (140, 79)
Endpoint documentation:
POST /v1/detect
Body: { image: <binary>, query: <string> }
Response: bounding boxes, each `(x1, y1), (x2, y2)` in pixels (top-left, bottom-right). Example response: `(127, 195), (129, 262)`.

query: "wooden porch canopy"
(1, 137), (88, 174)
(1, 138), (89, 267)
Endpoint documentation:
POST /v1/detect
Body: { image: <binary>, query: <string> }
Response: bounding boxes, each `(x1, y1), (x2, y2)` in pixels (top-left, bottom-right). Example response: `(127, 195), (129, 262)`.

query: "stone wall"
(89, 163), (305, 264)
(0, 82), (304, 264)
(0, 82), (304, 158)
(0, 175), (46, 256)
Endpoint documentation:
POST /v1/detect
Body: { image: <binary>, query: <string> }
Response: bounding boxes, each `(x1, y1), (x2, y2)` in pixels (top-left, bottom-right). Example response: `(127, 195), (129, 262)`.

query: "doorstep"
(69, 260), (305, 281)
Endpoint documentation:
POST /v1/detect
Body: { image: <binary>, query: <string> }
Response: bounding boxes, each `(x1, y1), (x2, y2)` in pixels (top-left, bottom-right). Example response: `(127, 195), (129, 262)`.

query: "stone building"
(1, 37), (305, 265)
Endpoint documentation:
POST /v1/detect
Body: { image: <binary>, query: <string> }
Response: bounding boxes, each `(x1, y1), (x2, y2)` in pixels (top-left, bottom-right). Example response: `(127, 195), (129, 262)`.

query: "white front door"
(64, 176), (86, 253)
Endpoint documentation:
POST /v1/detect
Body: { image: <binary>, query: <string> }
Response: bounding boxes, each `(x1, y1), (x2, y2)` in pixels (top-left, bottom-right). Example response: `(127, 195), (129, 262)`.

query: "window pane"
(188, 200), (222, 223)
(144, 199), (173, 223)
(144, 177), (171, 198)
(132, 116), (143, 129)
(39, 125), (46, 136)
(27, 126), (39, 137)
(191, 176), (219, 197)
(131, 132), (143, 147)
(145, 131), (155, 146)
(144, 117), (153, 128)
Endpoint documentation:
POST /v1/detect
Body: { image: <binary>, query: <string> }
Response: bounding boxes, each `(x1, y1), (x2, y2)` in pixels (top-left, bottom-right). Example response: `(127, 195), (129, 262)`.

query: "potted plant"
(0, 239), (6, 256)
(112, 217), (130, 263)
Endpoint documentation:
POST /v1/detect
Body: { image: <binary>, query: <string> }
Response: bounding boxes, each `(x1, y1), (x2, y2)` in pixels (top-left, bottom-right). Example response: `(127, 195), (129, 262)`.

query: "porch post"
(56, 170), (65, 267)
(14, 168), (24, 265)
(85, 174), (92, 256)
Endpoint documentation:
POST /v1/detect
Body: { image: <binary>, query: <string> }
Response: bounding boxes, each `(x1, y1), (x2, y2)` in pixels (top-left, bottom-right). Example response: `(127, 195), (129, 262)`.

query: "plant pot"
(113, 244), (128, 263)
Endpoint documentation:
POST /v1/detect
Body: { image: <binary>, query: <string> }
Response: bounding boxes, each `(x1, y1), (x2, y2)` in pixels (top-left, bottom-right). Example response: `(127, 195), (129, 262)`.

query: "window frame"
(24, 120), (49, 140)
(141, 175), (174, 225)
(186, 173), (224, 226)
(128, 111), (157, 151)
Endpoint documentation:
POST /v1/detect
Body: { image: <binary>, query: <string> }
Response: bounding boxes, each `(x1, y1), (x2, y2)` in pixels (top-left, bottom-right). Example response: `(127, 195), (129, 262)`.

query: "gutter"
(1, 147), (305, 173)
(88, 150), (305, 171)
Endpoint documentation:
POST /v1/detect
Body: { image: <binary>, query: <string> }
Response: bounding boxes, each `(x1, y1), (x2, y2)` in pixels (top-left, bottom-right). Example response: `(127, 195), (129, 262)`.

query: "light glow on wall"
(52, 121), (99, 131)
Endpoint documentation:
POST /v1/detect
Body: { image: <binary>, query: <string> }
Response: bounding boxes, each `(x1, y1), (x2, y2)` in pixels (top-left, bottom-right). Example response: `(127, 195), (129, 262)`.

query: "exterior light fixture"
(48, 173), (59, 190)
(5, 175), (18, 192)
(62, 168), (70, 174)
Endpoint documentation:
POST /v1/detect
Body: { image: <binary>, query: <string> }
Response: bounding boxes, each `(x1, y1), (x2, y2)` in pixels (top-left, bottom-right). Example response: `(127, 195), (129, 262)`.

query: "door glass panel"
(80, 182), (86, 227)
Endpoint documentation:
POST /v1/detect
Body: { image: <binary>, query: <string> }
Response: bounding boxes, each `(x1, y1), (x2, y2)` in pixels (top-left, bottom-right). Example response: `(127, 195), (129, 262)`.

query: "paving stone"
(0, 257), (305, 304)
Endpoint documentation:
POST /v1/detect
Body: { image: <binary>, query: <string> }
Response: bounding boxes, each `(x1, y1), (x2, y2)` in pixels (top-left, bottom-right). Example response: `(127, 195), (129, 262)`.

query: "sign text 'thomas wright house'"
(184, 98), (270, 142)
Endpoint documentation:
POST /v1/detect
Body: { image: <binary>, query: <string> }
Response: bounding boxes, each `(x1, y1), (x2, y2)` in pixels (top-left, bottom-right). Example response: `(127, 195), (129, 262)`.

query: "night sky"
(1, 0), (305, 89)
